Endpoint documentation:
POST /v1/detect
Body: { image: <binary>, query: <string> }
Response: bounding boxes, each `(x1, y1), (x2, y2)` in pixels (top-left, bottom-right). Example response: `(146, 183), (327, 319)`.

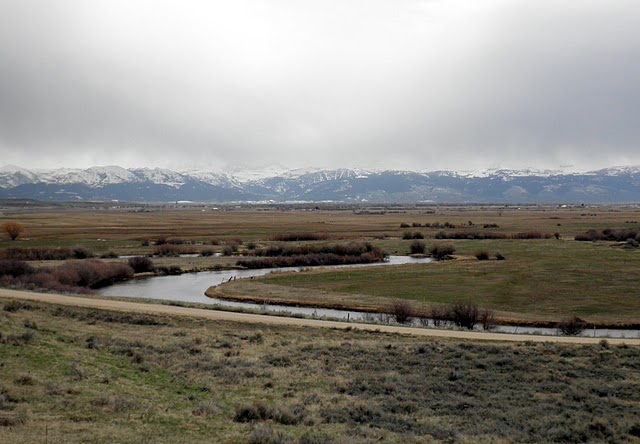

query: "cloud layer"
(1, 0), (639, 171)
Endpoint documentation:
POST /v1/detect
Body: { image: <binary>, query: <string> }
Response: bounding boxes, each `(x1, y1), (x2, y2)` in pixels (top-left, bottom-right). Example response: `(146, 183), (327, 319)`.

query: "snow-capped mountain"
(1, 164), (639, 203)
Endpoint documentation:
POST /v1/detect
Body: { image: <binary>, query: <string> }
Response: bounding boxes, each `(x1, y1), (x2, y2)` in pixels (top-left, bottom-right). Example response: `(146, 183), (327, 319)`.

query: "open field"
(241, 239), (640, 325)
(2, 205), (640, 324)
(2, 204), (640, 247)
(1, 293), (640, 443)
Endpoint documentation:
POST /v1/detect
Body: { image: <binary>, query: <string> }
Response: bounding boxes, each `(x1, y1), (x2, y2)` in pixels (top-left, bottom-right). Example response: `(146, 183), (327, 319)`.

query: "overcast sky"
(1, 0), (639, 172)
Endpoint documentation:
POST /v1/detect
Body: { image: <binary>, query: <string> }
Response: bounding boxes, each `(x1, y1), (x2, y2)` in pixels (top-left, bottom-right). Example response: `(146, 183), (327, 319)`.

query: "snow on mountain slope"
(128, 168), (187, 187)
(1, 163), (640, 204)
(179, 169), (237, 187)
(37, 166), (137, 186)
(0, 165), (39, 187)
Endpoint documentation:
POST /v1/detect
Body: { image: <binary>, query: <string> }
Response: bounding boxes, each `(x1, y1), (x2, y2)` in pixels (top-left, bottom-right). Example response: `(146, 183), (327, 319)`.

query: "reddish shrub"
(153, 244), (182, 257)
(0, 260), (34, 277)
(128, 256), (155, 273)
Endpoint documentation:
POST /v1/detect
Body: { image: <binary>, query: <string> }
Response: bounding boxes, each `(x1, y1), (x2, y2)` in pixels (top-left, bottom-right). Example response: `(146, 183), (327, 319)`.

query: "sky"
(1, 0), (639, 173)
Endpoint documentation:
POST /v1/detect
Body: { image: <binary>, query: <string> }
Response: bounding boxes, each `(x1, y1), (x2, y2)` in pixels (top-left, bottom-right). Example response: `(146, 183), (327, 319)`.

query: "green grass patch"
(261, 240), (640, 322)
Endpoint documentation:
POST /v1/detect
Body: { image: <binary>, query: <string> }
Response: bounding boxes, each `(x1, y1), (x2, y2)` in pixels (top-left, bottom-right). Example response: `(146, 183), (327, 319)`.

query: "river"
(97, 256), (640, 339)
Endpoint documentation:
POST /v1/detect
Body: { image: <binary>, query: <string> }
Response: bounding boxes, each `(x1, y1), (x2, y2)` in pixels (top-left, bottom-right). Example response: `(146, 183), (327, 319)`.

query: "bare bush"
(429, 305), (449, 327)
(429, 243), (456, 260)
(0, 247), (95, 261)
(200, 247), (216, 257)
(0, 260), (34, 277)
(72, 246), (94, 259)
(448, 302), (478, 330)
(557, 316), (587, 336)
(271, 233), (328, 242)
(435, 231), (508, 240)
(409, 240), (426, 254)
(575, 227), (639, 242)
(153, 244), (182, 257)
(391, 301), (414, 324)
(479, 308), (496, 330)
(128, 256), (155, 273)
(475, 250), (490, 260)
(495, 252), (506, 260)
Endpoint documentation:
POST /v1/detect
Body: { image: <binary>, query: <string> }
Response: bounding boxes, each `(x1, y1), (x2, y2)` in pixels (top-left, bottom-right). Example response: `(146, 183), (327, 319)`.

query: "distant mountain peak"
(1, 163), (639, 203)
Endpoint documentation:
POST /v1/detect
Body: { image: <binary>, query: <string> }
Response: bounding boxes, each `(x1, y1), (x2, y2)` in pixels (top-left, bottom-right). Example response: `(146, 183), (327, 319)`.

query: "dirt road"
(1, 288), (638, 345)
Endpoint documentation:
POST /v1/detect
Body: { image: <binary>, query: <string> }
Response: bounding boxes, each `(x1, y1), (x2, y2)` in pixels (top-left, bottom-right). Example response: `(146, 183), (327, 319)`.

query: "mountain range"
(1, 164), (639, 204)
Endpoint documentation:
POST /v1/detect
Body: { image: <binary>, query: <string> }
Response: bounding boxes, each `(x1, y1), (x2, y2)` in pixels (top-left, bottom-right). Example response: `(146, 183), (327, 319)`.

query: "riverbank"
(208, 277), (640, 330)
(3, 288), (640, 344)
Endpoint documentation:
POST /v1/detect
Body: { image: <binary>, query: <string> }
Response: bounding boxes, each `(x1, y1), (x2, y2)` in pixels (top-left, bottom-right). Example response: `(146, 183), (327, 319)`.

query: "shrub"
(402, 231), (413, 240)
(512, 232), (550, 239)
(429, 305), (449, 326)
(127, 256), (155, 273)
(2, 221), (24, 240)
(479, 308), (496, 330)
(558, 316), (587, 335)
(6, 260), (134, 292)
(234, 402), (304, 426)
(412, 231), (424, 239)
(409, 240), (426, 255)
(248, 424), (291, 444)
(575, 227), (640, 242)
(153, 244), (181, 257)
(391, 300), (414, 324)
(429, 243), (456, 260)
(399, 223), (410, 228)
(237, 242), (387, 269)
(433, 231), (508, 240)
(271, 233), (328, 242)
(221, 246), (234, 256)
(72, 246), (94, 259)
(0, 247), (97, 261)
(448, 302), (478, 330)
(0, 260), (34, 277)
(200, 247), (216, 257)
(475, 250), (489, 260)
(495, 252), (506, 260)
(225, 240), (240, 252)
(156, 265), (182, 275)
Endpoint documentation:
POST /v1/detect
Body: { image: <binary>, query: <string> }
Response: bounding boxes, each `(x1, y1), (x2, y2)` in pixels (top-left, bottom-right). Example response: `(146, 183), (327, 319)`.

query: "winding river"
(98, 256), (640, 339)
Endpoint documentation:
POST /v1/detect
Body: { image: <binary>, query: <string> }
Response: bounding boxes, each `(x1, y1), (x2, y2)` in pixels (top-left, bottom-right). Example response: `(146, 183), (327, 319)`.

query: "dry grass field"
(1, 205), (640, 442)
(2, 299), (640, 443)
(2, 204), (640, 324)
(2, 204), (639, 244)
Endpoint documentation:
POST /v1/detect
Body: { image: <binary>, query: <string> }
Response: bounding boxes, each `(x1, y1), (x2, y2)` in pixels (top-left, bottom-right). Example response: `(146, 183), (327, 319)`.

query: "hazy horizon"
(2, 1), (639, 172)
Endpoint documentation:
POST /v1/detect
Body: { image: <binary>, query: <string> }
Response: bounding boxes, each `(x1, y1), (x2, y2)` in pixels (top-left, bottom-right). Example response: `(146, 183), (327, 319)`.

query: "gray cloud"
(1, 0), (639, 172)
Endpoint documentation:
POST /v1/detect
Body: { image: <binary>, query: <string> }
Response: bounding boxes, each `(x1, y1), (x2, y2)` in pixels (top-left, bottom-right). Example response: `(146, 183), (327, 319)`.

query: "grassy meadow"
(1, 204), (640, 324)
(2, 204), (640, 442)
(255, 238), (640, 324)
(2, 300), (640, 443)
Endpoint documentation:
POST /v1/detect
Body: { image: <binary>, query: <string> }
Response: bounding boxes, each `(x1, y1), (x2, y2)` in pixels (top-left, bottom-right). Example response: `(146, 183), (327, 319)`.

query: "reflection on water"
(97, 256), (640, 339)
